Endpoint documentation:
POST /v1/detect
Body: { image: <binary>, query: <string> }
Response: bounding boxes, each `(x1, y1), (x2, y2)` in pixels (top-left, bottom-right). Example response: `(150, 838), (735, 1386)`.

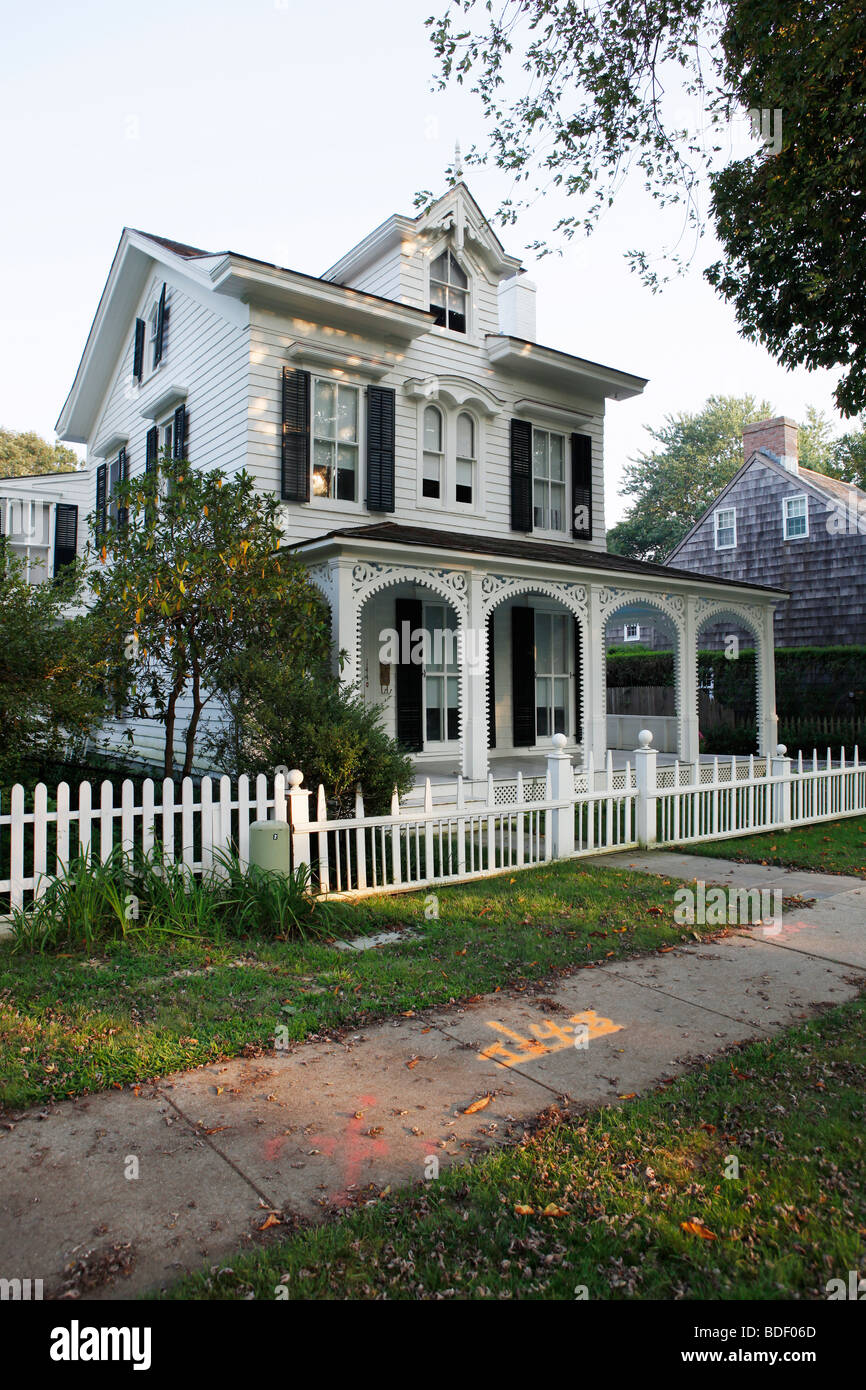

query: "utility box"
(248, 819), (291, 875)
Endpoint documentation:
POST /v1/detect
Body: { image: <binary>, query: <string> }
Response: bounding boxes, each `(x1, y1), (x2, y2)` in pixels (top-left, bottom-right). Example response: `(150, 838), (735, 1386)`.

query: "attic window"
(430, 251), (468, 333)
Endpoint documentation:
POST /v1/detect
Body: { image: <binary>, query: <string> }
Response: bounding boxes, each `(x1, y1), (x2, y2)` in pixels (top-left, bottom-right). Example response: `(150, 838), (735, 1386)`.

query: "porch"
(297, 522), (785, 801)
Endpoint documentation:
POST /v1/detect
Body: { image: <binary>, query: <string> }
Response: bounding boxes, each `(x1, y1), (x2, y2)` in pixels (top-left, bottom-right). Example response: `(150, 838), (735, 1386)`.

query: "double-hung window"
(430, 251), (468, 333)
(422, 405), (444, 500)
(624, 622), (641, 642)
(715, 506), (737, 549)
(532, 429), (566, 532)
(312, 378), (360, 502)
(783, 493), (808, 539)
(535, 611), (569, 739)
(423, 602), (459, 743)
(455, 412), (475, 505)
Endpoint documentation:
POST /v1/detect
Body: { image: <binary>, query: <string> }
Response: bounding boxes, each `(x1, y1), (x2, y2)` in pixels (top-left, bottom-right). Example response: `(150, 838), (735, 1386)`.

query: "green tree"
(87, 455), (331, 780)
(427, 1), (866, 414)
(824, 421), (866, 491)
(0, 428), (81, 477)
(0, 546), (109, 787)
(607, 394), (774, 562)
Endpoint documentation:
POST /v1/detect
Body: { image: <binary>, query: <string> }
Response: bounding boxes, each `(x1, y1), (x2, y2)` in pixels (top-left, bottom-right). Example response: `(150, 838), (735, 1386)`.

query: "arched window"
(423, 405), (443, 499)
(430, 251), (469, 333)
(456, 412), (475, 505)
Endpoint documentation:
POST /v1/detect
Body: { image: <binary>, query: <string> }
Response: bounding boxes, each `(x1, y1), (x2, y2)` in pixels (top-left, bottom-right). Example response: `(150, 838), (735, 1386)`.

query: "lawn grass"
(163, 995), (866, 1302)
(678, 816), (866, 878)
(1, 860), (707, 1111)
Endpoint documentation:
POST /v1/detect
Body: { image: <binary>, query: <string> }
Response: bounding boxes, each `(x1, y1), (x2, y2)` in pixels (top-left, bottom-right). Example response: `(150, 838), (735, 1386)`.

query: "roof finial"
(453, 139), (464, 181)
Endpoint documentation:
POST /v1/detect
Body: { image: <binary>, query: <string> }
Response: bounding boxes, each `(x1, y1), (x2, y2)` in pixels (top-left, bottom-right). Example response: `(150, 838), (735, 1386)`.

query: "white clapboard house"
(54, 183), (785, 788)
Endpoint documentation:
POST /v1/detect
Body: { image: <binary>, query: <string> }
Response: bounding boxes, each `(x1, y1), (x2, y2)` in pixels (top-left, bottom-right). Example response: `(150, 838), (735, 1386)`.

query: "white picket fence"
(2, 737), (865, 917)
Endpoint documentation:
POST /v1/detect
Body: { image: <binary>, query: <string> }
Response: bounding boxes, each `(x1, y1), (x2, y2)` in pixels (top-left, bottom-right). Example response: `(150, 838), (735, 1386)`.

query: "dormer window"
(430, 251), (468, 333)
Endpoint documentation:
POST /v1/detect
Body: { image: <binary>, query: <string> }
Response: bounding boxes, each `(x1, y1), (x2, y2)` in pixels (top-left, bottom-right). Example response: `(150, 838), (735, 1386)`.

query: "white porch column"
(334, 560), (358, 688)
(679, 596), (701, 765)
(584, 584), (607, 773)
(757, 603), (779, 757)
(463, 571), (488, 782)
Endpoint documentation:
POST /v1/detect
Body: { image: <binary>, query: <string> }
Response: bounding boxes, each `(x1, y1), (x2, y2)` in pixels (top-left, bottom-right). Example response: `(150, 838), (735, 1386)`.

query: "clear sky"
(0, 0), (847, 521)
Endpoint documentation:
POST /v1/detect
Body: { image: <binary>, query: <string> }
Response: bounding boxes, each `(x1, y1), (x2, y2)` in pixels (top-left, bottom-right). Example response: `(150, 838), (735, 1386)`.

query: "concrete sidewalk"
(1, 854), (863, 1299)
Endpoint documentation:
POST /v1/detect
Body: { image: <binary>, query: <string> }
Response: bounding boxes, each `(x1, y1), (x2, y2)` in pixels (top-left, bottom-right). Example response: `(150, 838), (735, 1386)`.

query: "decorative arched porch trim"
(350, 561), (470, 764)
(596, 588), (688, 756)
(694, 599), (770, 754)
(480, 576), (589, 756)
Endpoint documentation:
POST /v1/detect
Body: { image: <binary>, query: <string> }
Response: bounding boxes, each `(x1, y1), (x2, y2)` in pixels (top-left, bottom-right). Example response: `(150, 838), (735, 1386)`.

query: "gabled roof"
(665, 447), (865, 563)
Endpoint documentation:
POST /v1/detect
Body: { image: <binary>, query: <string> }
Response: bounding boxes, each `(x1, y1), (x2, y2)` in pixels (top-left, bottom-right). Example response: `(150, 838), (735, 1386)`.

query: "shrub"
(208, 661), (414, 817)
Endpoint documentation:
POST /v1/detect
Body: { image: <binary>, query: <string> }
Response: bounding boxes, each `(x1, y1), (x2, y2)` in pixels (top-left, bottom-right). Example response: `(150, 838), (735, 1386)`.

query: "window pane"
(549, 483), (565, 531)
(314, 381), (335, 436)
(422, 452), (441, 498)
(313, 440), (333, 496)
(456, 413), (474, 458)
(336, 444), (356, 501)
(430, 252), (448, 282)
(535, 613), (551, 673)
(536, 678), (551, 738)
(448, 254), (468, 288)
(447, 675), (458, 709)
(430, 282), (446, 309)
(424, 406), (442, 452)
(550, 434), (564, 480)
(337, 387), (358, 442)
(426, 706), (442, 743)
(533, 481), (547, 530)
(533, 431), (548, 476)
(553, 678), (567, 735)
(552, 615), (568, 674)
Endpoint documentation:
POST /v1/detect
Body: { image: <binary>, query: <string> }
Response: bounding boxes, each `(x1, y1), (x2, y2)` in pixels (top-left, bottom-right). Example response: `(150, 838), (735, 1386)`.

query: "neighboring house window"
(455, 412), (475, 505)
(532, 428), (566, 532)
(624, 622), (641, 642)
(422, 404), (444, 500)
(423, 602), (459, 743)
(429, 250), (468, 333)
(535, 611), (569, 738)
(783, 493), (808, 539)
(311, 378), (360, 502)
(714, 506), (737, 549)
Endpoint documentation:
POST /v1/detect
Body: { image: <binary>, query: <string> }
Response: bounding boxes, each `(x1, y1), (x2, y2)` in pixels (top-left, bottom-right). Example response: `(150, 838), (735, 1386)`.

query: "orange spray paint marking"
(480, 1010), (623, 1069)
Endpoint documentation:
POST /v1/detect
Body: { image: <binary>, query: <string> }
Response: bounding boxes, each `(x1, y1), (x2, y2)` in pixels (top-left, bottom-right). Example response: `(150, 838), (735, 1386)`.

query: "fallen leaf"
(514, 1204), (534, 1216)
(406, 1056), (421, 1069)
(619, 1092), (637, 1100)
(463, 1094), (493, 1115)
(541, 1203), (568, 1217)
(681, 1219), (717, 1240)
(257, 1213), (282, 1231)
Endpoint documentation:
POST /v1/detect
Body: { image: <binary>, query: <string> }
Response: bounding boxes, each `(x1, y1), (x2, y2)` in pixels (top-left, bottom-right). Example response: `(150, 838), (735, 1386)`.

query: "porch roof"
(291, 522), (789, 599)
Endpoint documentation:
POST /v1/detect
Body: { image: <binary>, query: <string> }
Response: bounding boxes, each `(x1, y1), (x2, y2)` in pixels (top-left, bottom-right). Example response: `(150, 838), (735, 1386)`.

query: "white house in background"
(0, 467), (89, 584)
(55, 182), (785, 786)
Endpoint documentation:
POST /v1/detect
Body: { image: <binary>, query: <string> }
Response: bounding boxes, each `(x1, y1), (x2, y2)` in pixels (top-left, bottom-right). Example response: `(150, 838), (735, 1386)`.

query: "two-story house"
(54, 183), (786, 787)
(667, 417), (866, 649)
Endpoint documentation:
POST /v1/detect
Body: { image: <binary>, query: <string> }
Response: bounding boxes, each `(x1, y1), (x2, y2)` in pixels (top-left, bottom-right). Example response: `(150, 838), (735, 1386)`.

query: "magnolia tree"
(88, 455), (331, 779)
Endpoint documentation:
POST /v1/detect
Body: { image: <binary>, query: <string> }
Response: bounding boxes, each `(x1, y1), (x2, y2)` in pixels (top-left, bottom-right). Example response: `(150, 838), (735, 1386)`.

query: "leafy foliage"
(0, 427), (81, 478)
(87, 455), (330, 779)
(208, 658), (414, 817)
(706, 0), (866, 416)
(0, 544), (110, 788)
(427, 1), (866, 413)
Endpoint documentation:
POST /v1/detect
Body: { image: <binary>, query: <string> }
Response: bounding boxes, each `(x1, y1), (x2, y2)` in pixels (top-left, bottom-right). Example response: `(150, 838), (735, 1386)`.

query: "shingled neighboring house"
(667, 417), (866, 649)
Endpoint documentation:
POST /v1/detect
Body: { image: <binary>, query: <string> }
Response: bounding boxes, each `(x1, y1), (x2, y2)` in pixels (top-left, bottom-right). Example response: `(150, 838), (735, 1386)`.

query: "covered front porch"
(297, 523), (784, 802)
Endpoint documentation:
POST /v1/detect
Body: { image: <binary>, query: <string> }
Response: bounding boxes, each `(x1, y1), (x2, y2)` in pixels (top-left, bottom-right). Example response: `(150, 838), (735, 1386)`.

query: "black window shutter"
(366, 385), (396, 512)
(117, 447), (129, 528)
(145, 425), (159, 472)
(173, 404), (187, 459)
(133, 317), (145, 381)
(95, 463), (107, 536)
(53, 504), (78, 575)
(281, 367), (311, 502)
(487, 611), (496, 749)
(571, 433), (593, 541)
(574, 618), (583, 743)
(511, 606), (535, 746)
(395, 597), (423, 752)
(154, 283), (167, 365)
(510, 419), (533, 532)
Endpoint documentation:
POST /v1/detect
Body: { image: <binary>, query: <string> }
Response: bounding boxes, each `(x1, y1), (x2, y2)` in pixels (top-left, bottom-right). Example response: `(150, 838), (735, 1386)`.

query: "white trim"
(140, 383), (188, 421)
(782, 492), (809, 540)
(714, 505), (737, 550)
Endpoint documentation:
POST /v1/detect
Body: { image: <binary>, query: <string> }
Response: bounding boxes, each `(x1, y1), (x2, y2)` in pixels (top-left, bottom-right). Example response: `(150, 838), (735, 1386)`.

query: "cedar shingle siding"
(670, 456), (866, 647)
